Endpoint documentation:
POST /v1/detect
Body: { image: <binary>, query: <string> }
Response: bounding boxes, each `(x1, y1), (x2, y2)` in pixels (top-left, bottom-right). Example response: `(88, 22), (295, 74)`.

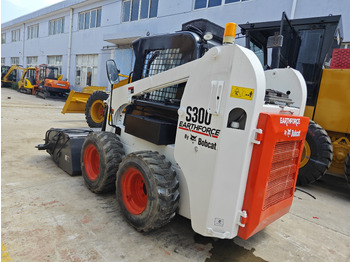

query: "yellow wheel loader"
(240, 12), (350, 186)
(61, 75), (130, 127)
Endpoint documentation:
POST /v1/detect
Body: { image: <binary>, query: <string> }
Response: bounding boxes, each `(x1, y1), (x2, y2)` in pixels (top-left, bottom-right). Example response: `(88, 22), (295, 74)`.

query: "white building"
(1, 0), (350, 89)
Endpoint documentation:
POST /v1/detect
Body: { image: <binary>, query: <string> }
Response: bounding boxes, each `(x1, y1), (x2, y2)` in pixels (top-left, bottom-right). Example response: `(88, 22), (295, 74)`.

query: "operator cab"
(239, 12), (343, 107)
(39, 66), (59, 81)
(111, 19), (225, 145)
(1, 65), (10, 79)
(24, 68), (36, 86)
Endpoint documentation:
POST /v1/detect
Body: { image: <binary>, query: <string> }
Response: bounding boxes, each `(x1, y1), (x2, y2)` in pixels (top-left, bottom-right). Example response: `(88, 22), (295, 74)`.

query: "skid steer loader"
(38, 19), (309, 239)
(239, 13), (350, 186)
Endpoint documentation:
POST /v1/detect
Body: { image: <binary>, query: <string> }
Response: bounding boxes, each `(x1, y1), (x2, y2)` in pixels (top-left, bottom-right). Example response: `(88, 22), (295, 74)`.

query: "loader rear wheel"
(85, 91), (109, 128)
(116, 151), (179, 232)
(297, 120), (333, 185)
(81, 131), (124, 193)
(345, 152), (350, 186)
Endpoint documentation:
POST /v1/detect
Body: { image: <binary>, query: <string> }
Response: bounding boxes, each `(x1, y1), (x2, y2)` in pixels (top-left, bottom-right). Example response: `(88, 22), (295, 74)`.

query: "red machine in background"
(19, 64), (70, 98)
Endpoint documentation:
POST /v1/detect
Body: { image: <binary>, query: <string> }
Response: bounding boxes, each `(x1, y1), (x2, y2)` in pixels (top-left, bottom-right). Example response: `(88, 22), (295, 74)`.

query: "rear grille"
(263, 141), (300, 210)
(330, 49), (350, 69)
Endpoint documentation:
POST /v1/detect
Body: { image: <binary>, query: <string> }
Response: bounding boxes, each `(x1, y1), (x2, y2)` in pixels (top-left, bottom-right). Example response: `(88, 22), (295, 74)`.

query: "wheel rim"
(300, 140), (311, 168)
(121, 167), (148, 215)
(91, 100), (105, 124)
(83, 144), (100, 181)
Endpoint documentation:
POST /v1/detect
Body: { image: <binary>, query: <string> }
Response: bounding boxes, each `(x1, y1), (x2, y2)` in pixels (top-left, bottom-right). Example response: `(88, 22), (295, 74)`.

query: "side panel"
(174, 44), (266, 239)
(313, 69), (350, 133)
(238, 114), (309, 240)
(304, 105), (315, 119)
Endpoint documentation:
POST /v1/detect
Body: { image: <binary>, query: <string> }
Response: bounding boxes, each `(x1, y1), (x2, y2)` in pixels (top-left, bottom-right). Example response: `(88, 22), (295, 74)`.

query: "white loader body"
(106, 43), (308, 239)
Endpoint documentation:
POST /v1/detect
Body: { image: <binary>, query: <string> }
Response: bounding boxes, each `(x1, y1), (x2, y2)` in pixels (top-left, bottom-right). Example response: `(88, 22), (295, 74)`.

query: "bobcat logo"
(190, 135), (197, 142)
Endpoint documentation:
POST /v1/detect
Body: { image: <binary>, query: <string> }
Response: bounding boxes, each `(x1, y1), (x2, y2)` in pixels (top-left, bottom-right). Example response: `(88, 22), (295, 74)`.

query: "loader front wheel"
(81, 131), (124, 193)
(116, 151), (179, 232)
(297, 121), (333, 185)
(85, 91), (109, 128)
(345, 152), (350, 186)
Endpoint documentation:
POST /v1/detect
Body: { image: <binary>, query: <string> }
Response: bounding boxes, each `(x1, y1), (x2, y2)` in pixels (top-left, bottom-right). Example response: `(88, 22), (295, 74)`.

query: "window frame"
(78, 7), (102, 30)
(49, 17), (65, 35)
(1, 33), (6, 44)
(11, 57), (20, 65)
(193, 0), (247, 10)
(47, 55), (63, 75)
(11, 29), (21, 42)
(75, 54), (98, 87)
(27, 24), (39, 40)
(122, 0), (158, 22)
(26, 56), (38, 67)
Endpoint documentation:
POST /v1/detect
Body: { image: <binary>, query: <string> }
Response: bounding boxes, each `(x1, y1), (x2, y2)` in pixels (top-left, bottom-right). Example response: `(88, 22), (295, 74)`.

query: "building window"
(194, 0), (245, 9)
(79, 8), (102, 30)
(11, 57), (19, 65)
(122, 0), (158, 22)
(47, 55), (63, 75)
(195, 0), (221, 9)
(225, 0), (242, 4)
(27, 24), (39, 39)
(341, 42), (350, 49)
(27, 56), (38, 67)
(1, 33), (6, 44)
(11, 29), (20, 42)
(49, 17), (64, 35)
(1, 58), (5, 65)
(75, 54), (98, 87)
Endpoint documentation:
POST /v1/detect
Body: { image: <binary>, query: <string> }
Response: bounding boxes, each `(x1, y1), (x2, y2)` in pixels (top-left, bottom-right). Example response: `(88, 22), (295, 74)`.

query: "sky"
(1, 0), (64, 23)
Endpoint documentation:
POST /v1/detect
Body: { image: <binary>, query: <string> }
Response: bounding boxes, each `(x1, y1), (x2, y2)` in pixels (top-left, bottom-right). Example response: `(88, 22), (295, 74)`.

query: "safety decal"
(230, 86), (254, 100)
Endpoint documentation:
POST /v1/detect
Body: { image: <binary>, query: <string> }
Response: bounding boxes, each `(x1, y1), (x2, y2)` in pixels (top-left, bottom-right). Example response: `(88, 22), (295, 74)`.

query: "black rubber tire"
(297, 120), (333, 185)
(85, 91), (109, 128)
(116, 151), (180, 232)
(81, 131), (124, 193)
(345, 151), (350, 185)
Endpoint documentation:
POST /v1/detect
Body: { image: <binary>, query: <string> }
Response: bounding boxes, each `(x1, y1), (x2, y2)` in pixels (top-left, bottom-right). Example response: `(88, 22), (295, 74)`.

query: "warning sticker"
(230, 86), (254, 100)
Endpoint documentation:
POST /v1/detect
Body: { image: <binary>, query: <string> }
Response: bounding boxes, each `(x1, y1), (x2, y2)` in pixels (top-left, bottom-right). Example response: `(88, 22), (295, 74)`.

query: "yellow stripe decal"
(230, 86), (254, 100)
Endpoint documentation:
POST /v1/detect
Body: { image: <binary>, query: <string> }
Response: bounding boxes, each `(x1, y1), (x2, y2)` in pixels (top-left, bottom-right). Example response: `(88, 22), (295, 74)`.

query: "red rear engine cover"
(238, 113), (309, 240)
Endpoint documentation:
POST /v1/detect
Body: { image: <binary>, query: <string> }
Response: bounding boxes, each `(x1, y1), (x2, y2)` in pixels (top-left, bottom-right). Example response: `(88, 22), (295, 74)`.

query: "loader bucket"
(61, 86), (107, 114)
(61, 77), (130, 114)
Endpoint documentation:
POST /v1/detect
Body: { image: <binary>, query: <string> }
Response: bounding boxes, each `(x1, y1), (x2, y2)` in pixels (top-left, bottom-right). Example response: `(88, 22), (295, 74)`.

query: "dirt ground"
(1, 88), (350, 262)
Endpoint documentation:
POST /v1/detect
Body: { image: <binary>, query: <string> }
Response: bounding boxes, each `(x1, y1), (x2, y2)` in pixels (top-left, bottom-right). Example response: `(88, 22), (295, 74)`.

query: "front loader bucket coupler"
(238, 113), (309, 240)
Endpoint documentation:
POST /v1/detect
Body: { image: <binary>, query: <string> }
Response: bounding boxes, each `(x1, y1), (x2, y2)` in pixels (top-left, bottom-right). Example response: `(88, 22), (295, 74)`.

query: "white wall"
(2, 0), (350, 89)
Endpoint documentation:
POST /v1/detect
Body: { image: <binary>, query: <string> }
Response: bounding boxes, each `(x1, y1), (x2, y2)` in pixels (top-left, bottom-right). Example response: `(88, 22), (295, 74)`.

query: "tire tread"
(117, 151), (179, 232)
(81, 131), (124, 193)
(85, 91), (109, 128)
(297, 121), (333, 185)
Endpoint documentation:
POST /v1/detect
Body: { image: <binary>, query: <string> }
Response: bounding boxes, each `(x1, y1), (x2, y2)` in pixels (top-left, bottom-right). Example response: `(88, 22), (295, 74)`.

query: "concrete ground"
(1, 88), (350, 262)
